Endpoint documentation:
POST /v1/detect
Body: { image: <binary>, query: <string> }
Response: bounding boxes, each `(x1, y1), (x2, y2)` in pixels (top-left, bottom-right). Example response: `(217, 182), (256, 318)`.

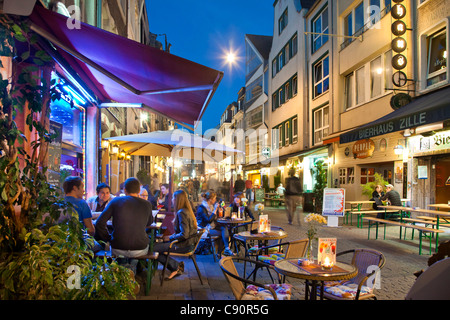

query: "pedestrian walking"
(285, 168), (303, 225)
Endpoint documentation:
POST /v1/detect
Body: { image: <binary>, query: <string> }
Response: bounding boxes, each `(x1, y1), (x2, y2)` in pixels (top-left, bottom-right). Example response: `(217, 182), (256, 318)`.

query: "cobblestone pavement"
(135, 206), (450, 301)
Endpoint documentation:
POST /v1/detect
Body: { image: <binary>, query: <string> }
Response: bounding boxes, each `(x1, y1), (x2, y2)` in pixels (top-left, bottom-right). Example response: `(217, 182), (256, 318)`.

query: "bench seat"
(363, 217), (444, 255)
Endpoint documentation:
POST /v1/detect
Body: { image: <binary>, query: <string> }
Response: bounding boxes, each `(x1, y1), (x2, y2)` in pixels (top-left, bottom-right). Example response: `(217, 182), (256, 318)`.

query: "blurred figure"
(285, 168), (302, 225)
(276, 183), (286, 196)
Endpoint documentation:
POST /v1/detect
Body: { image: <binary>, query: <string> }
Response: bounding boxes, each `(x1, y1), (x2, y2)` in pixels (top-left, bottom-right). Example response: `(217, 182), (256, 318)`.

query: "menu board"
(322, 188), (345, 216)
(318, 238), (337, 265)
(259, 214), (269, 233)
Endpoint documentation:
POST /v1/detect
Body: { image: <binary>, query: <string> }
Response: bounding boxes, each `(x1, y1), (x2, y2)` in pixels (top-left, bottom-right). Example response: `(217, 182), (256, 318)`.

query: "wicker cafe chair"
(160, 229), (205, 286)
(322, 248), (386, 300)
(255, 238), (309, 283)
(219, 256), (293, 300)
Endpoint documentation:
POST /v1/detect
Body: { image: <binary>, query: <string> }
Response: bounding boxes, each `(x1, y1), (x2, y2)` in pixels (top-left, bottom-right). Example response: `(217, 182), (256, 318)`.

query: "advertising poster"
(318, 238), (337, 265)
(322, 188), (345, 216)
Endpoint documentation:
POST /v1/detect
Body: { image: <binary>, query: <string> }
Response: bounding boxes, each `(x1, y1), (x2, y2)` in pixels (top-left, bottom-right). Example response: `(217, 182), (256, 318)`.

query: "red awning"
(27, 5), (223, 127)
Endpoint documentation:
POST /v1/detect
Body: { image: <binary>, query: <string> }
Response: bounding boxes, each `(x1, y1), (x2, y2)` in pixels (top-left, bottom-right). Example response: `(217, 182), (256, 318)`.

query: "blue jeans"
(246, 189), (252, 203)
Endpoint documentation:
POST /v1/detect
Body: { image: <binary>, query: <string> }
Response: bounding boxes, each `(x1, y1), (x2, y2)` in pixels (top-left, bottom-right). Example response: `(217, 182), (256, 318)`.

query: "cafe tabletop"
(217, 218), (252, 225)
(274, 258), (358, 282)
(346, 201), (375, 205)
(428, 204), (450, 211)
(378, 205), (412, 211)
(234, 230), (288, 241)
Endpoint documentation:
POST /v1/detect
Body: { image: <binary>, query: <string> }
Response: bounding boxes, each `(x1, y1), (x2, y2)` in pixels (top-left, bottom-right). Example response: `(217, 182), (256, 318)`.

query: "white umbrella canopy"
(105, 129), (242, 162)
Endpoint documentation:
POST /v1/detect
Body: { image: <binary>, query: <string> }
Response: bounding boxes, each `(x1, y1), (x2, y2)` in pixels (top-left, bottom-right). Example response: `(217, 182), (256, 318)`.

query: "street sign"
(390, 93), (412, 110)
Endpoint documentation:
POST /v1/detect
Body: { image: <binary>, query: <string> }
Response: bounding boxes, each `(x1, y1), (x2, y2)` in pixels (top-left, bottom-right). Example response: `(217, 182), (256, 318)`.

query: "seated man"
(95, 177), (153, 261)
(381, 184), (402, 206)
(63, 176), (95, 237)
(86, 182), (115, 212)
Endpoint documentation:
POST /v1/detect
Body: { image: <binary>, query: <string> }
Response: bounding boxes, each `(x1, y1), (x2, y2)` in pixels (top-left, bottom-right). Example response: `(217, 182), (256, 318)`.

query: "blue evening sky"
(146, 1), (274, 133)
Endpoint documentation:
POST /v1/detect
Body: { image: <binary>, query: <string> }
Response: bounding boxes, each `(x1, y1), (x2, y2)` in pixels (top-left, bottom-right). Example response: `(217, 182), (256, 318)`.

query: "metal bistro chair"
(321, 248), (386, 300)
(160, 229), (205, 286)
(219, 256), (293, 300)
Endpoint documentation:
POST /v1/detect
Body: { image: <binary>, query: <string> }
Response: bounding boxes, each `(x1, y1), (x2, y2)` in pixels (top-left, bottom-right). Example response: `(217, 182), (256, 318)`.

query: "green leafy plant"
(312, 160), (327, 213)
(136, 169), (151, 186)
(361, 172), (389, 199)
(0, 15), (137, 299)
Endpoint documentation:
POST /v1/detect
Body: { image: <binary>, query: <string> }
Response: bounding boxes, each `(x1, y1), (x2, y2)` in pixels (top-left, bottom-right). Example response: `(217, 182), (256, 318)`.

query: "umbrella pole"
(168, 166), (173, 211)
(229, 169), (234, 204)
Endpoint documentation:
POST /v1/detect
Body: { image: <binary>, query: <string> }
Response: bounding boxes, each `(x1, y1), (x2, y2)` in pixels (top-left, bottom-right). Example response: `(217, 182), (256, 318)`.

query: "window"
(313, 105), (329, 144)
(312, 6), (329, 52)
(344, 72), (354, 109)
(245, 76), (263, 102)
(285, 82), (290, 102)
(272, 74), (298, 110)
(344, 12), (353, 38)
(339, 168), (354, 185)
(285, 121), (290, 146)
(356, 66), (365, 105)
(292, 34), (298, 56)
(272, 127), (279, 150)
(279, 8), (288, 34)
(384, 50), (393, 90)
(360, 168), (375, 184)
(313, 56), (329, 98)
(279, 125), (283, 147)
(292, 76), (298, 96)
(426, 28), (447, 87)
(272, 33), (298, 78)
(354, 2), (365, 35)
(292, 117), (298, 143)
(370, 56), (382, 98)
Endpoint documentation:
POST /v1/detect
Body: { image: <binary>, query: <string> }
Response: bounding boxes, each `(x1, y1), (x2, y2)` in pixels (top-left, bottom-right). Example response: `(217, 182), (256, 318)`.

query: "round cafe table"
(217, 218), (252, 252)
(274, 258), (358, 300)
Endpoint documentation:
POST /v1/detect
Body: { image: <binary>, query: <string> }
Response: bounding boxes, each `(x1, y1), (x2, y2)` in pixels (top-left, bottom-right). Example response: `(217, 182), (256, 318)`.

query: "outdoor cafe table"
(274, 258), (358, 300)
(428, 204), (450, 211)
(217, 218), (252, 252)
(379, 206), (450, 252)
(345, 201), (375, 226)
(234, 229), (288, 280)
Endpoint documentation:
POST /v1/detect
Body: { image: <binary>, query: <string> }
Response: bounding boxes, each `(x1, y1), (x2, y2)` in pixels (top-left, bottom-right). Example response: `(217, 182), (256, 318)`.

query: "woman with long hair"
(196, 190), (234, 256)
(154, 189), (198, 280)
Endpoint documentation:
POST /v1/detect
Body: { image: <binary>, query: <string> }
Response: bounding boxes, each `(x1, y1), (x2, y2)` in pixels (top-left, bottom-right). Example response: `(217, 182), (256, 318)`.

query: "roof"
(246, 34), (273, 60)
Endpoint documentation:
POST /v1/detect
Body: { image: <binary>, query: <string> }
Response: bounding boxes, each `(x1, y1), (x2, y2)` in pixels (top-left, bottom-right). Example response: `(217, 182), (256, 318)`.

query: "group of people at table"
(62, 176), (255, 281)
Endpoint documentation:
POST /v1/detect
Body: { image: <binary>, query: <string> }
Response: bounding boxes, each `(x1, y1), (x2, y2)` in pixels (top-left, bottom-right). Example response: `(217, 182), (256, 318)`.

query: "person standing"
(245, 177), (253, 205)
(63, 176), (96, 237)
(86, 183), (115, 212)
(151, 173), (160, 194)
(193, 177), (200, 202)
(285, 168), (303, 225)
(233, 174), (245, 194)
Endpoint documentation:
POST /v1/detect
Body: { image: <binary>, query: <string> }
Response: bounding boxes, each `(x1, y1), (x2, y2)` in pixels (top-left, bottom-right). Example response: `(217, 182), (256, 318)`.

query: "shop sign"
(414, 130), (450, 152)
(352, 139), (375, 159)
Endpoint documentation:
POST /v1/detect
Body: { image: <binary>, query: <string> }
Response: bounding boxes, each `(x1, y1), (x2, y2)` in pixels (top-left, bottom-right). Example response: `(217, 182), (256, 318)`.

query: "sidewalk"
(135, 206), (449, 300)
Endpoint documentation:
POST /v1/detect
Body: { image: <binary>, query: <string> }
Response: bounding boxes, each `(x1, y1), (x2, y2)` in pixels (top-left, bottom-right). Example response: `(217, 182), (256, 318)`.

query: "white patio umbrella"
(105, 129), (242, 207)
(105, 129), (241, 162)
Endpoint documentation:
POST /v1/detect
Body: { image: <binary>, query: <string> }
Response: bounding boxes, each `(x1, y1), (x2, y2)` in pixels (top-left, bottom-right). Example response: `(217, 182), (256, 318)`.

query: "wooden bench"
(94, 250), (159, 295)
(364, 217), (444, 255)
(344, 209), (399, 228)
(416, 216), (450, 227)
(264, 197), (284, 207)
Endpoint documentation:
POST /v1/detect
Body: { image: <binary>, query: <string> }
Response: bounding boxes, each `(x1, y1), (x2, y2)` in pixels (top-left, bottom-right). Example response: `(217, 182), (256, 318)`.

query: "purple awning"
(28, 5), (223, 127)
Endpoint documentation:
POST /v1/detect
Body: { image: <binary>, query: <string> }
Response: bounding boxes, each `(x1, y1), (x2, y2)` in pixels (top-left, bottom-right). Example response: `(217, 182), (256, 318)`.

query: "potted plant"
(312, 160), (327, 214)
(0, 16), (137, 299)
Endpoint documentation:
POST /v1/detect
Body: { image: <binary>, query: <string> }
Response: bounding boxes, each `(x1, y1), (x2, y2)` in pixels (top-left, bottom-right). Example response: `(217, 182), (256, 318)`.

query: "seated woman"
(153, 189), (198, 280)
(230, 192), (255, 220)
(371, 184), (385, 218)
(196, 190), (234, 257)
(157, 183), (171, 211)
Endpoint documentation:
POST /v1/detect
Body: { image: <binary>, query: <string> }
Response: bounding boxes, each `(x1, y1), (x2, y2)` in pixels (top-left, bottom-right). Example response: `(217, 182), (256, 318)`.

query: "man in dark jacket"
(233, 174), (245, 193)
(381, 184), (402, 206)
(285, 168), (303, 225)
